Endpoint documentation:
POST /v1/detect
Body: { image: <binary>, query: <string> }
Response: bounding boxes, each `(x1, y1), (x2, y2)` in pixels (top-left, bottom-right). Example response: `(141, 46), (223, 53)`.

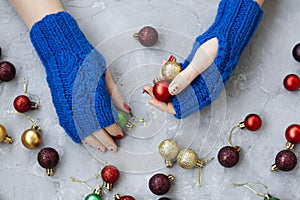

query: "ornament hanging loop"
(232, 182), (272, 199)
(22, 77), (40, 109)
(227, 125), (241, 152)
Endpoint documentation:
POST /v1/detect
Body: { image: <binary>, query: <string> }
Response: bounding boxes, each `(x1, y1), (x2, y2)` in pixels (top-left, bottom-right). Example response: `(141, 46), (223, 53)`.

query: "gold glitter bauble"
(0, 124), (12, 144)
(21, 127), (42, 149)
(177, 148), (199, 169)
(158, 139), (179, 168)
(161, 61), (182, 81)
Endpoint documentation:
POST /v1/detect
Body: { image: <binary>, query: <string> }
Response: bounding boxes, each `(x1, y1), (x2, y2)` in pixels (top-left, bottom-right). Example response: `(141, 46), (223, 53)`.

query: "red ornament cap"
(283, 74), (300, 91)
(243, 114), (262, 131)
(168, 55), (176, 62)
(285, 124), (300, 145)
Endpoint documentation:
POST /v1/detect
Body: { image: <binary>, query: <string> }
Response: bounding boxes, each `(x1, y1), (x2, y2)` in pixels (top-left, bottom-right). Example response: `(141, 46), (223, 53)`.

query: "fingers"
(143, 85), (176, 114)
(93, 129), (118, 152)
(105, 69), (131, 113)
(82, 135), (106, 152)
(104, 124), (123, 139)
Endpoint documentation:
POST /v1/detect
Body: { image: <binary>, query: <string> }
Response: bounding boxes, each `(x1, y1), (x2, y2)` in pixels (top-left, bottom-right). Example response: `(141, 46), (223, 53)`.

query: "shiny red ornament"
(283, 74), (300, 91)
(101, 165), (120, 191)
(153, 80), (172, 102)
(13, 95), (32, 113)
(285, 124), (300, 145)
(0, 61), (16, 82)
(243, 114), (262, 131)
(37, 147), (59, 176)
(115, 194), (135, 200)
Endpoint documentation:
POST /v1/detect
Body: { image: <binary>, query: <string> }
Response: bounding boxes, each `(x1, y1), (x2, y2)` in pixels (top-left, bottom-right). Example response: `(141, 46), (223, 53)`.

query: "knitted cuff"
(30, 12), (115, 143)
(173, 0), (263, 119)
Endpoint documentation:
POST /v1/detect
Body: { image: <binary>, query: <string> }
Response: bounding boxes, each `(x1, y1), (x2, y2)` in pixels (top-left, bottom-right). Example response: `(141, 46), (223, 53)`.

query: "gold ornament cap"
(158, 139), (179, 168)
(0, 124), (13, 144)
(177, 148), (199, 169)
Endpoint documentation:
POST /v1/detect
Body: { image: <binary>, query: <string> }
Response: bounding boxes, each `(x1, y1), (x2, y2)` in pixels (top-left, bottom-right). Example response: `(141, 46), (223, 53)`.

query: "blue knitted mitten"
(30, 12), (115, 143)
(172, 0), (264, 119)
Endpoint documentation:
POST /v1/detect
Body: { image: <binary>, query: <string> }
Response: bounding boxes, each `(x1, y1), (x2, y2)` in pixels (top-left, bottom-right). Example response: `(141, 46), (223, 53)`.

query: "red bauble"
(243, 114), (262, 131)
(292, 43), (300, 62)
(0, 61), (16, 82)
(119, 196), (135, 200)
(101, 165), (120, 184)
(283, 74), (300, 91)
(13, 95), (32, 113)
(285, 124), (300, 145)
(153, 80), (172, 102)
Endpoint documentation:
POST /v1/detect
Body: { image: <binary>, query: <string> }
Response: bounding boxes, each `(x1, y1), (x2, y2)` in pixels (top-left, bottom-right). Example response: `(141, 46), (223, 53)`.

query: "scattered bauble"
(148, 173), (174, 195)
(243, 114), (262, 131)
(274, 149), (297, 172)
(37, 147), (59, 176)
(21, 127), (42, 149)
(283, 74), (300, 91)
(101, 165), (120, 191)
(0, 61), (16, 82)
(134, 26), (158, 47)
(292, 43), (300, 62)
(13, 95), (32, 113)
(217, 146), (240, 168)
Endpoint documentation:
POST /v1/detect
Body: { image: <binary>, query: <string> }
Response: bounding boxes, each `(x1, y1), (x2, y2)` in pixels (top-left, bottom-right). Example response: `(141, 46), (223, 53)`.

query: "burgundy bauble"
(119, 196), (135, 200)
(285, 124), (300, 145)
(217, 146), (239, 168)
(37, 147), (59, 174)
(137, 26), (158, 47)
(243, 114), (262, 131)
(153, 80), (172, 102)
(283, 74), (300, 91)
(158, 198), (171, 200)
(101, 165), (120, 184)
(0, 46), (2, 58)
(275, 150), (297, 171)
(292, 43), (300, 62)
(149, 173), (171, 195)
(0, 61), (16, 82)
(13, 95), (32, 113)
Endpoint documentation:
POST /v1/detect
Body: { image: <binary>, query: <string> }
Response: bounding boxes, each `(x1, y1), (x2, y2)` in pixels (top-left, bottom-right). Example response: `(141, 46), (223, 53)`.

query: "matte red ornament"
(0, 61), (16, 82)
(283, 74), (300, 91)
(101, 165), (120, 191)
(115, 194), (135, 200)
(37, 147), (59, 176)
(13, 95), (32, 113)
(153, 80), (172, 102)
(285, 124), (300, 145)
(243, 114), (262, 131)
(148, 173), (173, 195)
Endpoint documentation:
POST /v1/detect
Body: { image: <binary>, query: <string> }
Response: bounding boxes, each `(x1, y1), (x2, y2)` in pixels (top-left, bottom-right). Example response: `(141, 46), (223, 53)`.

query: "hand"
(82, 69), (131, 152)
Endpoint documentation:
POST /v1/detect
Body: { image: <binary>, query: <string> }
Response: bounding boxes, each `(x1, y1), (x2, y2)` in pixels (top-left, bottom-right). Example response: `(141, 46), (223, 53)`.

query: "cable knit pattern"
(172, 0), (263, 119)
(30, 12), (115, 143)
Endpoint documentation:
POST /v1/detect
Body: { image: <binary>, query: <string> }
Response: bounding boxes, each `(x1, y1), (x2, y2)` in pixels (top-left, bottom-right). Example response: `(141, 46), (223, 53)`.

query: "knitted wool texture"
(172, 0), (264, 119)
(30, 12), (115, 143)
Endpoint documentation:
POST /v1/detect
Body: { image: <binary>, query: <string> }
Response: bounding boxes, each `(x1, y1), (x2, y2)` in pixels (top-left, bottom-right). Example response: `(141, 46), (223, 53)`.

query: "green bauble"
(269, 198), (280, 200)
(117, 111), (129, 129)
(84, 194), (102, 200)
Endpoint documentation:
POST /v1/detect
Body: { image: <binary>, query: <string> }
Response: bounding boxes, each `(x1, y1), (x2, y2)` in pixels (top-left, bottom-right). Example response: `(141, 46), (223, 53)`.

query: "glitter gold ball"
(0, 124), (7, 142)
(177, 148), (199, 169)
(161, 61), (182, 81)
(158, 139), (179, 160)
(21, 128), (42, 149)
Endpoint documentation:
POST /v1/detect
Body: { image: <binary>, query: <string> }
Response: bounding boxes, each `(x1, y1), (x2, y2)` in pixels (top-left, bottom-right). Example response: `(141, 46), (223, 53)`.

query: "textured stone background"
(1, 0), (300, 199)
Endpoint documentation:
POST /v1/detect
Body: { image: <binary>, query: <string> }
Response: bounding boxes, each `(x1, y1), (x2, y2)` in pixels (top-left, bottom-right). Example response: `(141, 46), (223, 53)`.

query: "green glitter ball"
(269, 198), (280, 200)
(84, 194), (102, 200)
(117, 111), (129, 129)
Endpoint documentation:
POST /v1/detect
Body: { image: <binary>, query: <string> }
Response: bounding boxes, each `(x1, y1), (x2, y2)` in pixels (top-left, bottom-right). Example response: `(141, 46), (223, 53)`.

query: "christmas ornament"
(158, 138), (179, 168)
(271, 149), (297, 172)
(0, 46), (2, 58)
(133, 26), (158, 47)
(0, 124), (13, 144)
(0, 61), (16, 82)
(158, 198), (171, 200)
(217, 113), (262, 168)
(101, 165), (120, 191)
(116, 111), (146, 133)
(161, 55), (182, 81)
(149, 173), (174, 195)
(21, 125), (42, 149)
(153, 80), (172, 102)
(13, 78), (39, 113)
(283, 74), (300, 91)
(84, 186), (102, 200)
(285, 124), (300, 149)
(37, 147), (59, 176)
(114, 194), (136, 200)
(292, 43), (300, 62)
(232, 182), (280, 200)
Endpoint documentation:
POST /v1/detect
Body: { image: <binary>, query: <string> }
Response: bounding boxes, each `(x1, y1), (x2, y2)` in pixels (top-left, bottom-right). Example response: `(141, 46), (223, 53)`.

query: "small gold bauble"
(0, 124), (13, 144)
(161, 61), (182, 81)
(158, 139), (179, 168)
(177, 148), (199, 169)
(21, 127), (42, 149)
